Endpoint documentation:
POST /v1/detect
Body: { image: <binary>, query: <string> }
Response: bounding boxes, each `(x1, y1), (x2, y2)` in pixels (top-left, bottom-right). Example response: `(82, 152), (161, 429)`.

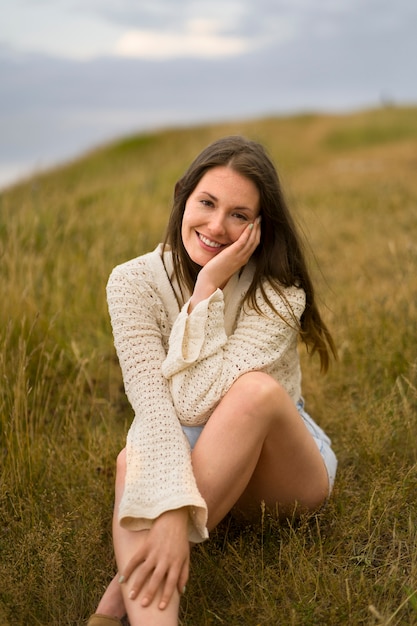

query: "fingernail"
(256, 216), (262, 224)
(248, 223), (254, 230)
(182, 585), (187, 594)
(118, 575), (125, 584)
(129, 590), (136, 600)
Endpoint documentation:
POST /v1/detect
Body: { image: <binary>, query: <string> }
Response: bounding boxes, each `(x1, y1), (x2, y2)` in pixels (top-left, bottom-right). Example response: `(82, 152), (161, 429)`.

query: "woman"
(87, 136), (338, 626)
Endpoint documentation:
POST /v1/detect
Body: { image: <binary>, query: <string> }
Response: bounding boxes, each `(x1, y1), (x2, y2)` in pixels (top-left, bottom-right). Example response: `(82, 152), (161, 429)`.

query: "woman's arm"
(107, 260), (208, 542)
(162, 281), (305, 422)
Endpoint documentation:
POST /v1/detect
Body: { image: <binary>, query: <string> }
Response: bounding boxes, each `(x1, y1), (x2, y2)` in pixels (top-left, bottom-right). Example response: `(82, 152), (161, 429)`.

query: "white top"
(106, 244), (306, 542)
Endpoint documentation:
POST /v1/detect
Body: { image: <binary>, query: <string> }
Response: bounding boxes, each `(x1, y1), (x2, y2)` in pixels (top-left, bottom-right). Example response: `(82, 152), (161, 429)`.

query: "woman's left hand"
(119, 507), (190, 610)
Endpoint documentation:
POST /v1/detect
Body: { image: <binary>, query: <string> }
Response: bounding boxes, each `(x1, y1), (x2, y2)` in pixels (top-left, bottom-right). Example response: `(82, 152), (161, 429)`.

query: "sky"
(1, 0), (416, 188)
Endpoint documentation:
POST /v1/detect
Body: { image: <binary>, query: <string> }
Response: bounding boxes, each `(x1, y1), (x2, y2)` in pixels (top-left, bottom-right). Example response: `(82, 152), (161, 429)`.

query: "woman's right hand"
(118, 507), (190, 611)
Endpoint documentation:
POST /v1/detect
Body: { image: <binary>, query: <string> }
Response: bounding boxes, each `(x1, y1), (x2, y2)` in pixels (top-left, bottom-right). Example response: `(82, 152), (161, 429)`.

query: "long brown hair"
(163, 136), (336, 372)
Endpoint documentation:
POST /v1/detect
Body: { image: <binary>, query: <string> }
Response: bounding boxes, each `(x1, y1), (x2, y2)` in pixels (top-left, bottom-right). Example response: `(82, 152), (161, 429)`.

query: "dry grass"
(0, 106), (416, 625)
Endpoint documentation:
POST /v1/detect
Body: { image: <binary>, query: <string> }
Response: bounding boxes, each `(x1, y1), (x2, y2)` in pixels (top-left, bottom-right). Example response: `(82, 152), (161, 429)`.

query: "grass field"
(0, 106), (416, 625)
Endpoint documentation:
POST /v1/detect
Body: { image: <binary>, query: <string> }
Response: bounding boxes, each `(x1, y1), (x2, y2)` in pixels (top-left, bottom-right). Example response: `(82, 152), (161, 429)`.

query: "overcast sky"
(1, 0), (416, 188)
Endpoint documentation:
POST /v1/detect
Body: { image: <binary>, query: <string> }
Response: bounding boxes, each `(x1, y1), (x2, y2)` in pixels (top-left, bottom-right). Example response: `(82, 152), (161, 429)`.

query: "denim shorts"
(181, 398), (337, 495)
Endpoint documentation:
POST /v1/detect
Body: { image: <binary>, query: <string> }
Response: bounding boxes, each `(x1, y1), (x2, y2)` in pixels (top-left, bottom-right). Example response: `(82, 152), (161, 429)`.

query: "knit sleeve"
(162, 283), (306, 422)
(106, 263), (208, 543)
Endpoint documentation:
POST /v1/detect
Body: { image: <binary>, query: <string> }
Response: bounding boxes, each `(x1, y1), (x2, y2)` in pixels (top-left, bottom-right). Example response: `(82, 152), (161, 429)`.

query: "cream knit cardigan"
(106, 244), (306, 543)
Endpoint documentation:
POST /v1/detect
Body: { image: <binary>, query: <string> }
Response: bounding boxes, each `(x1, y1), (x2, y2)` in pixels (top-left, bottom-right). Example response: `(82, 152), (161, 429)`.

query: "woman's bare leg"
(94, 573), (125, 620)
(105, 371), (328, 624)
(192, 371), (329, 529)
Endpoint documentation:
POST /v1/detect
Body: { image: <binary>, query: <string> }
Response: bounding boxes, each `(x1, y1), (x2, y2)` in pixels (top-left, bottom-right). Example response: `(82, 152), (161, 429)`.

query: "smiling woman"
(87, 135), (337, 626)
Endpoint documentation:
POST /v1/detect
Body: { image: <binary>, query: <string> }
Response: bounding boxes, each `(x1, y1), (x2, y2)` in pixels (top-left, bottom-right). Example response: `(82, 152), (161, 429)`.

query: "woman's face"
(181, 166), (260, 267)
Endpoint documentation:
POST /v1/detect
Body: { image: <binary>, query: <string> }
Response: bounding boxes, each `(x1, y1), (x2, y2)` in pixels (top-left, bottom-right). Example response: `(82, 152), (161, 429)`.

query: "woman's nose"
(208, 213), (226, 236)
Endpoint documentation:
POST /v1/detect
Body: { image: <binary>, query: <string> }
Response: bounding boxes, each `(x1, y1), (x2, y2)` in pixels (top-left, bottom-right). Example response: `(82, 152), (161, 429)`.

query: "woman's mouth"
(197, 232), (224, 249)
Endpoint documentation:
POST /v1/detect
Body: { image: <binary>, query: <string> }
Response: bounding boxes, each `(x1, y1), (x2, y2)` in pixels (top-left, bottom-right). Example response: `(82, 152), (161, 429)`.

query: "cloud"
(83, 0), (249, 34)
(3, 0), (417, 63)
(114, 19), (252, 59)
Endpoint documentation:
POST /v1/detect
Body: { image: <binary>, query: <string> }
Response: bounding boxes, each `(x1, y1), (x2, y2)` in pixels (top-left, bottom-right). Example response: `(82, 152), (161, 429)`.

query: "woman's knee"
(231, 372), (286, 411)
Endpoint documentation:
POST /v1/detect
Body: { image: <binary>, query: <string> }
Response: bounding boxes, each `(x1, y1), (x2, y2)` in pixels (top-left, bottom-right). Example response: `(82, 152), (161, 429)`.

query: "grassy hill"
(1, 106), (416, 625)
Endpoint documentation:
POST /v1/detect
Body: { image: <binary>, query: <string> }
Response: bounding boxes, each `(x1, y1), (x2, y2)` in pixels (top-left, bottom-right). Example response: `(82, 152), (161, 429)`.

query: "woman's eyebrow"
(199, 191), (217, 201)
(198, 191), (256, 215)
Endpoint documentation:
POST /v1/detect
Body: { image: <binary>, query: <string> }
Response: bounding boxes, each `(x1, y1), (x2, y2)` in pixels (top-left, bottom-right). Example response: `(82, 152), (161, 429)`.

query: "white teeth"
(198, 233), (222, 248)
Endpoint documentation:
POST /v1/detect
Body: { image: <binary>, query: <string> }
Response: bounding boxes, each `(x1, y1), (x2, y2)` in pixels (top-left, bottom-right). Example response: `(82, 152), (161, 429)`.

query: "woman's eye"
(233, 213), (248, 221)
(201, 199), (214, 207)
